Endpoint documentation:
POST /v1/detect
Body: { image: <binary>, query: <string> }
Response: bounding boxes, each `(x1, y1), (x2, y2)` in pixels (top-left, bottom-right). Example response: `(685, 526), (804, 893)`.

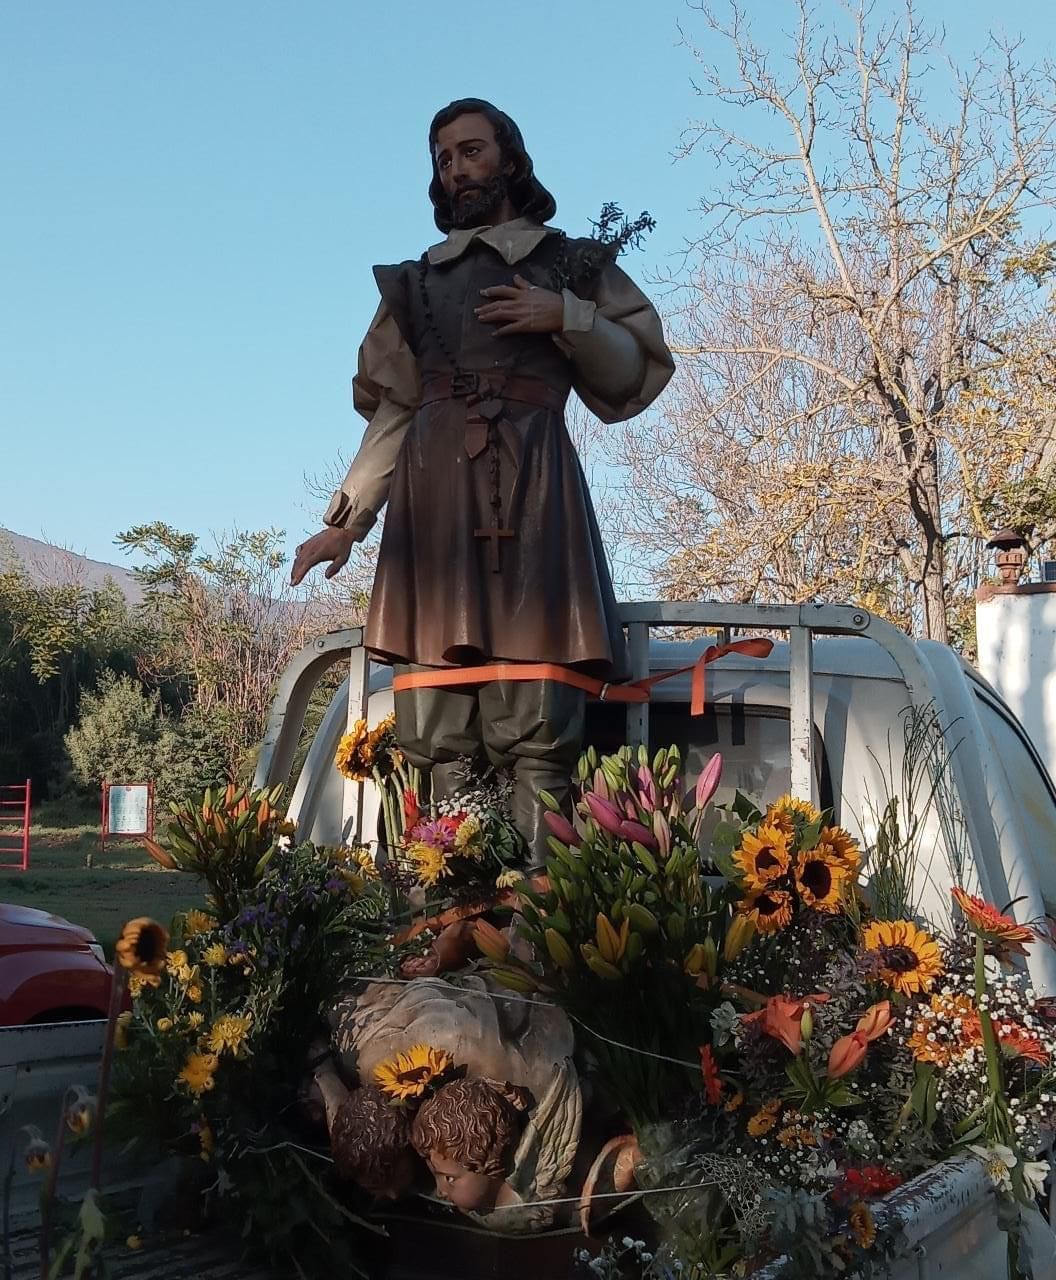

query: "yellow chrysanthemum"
(454, 815), (484, 858)
(407, 840), (452, 888)
(115, 917), (169, 977)
(183, 909), (217, 938)
(186, 983), (203, 1004)
(747, 1098), (782, 1136)
(849, 1200), (876, 1248)
(374, 1044), (454, 1102)
(795, 846), (850, 913)
(862, 919), (943, 996)
(156, 1017), (174, 1033)
(166, 949), (192, 981)
(178, 1052), (219, 1095)
(732, 824), (792, 890)
(128, 970), (161, 998)
(114, 1010), (133, 1050)
(206, 1013), (253, 1056)
(496, 868), (525, 890)
(186, 1011), (205, 1030)
(202, 943), (228, 967)
(738, 887), (794, 935)
(766, 794), (822, 834)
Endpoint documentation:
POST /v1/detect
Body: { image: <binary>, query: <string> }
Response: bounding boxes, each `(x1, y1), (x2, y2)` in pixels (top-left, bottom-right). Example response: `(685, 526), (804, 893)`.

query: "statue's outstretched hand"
(291, 526), (357, 585)
(476, 274), (564, 336)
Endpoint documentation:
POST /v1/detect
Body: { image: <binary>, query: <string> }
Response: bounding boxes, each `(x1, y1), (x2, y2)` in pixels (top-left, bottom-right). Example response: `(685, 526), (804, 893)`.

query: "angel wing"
(472, 1057), (583, 1235)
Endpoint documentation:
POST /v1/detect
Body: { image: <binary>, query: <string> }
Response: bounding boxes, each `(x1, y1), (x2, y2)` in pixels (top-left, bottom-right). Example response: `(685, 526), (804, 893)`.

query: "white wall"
(977, 590), (1056, 782)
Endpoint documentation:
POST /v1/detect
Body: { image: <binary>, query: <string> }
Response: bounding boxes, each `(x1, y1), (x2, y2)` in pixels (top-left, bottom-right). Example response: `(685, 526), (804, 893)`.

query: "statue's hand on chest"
(474, 272), (564, 337)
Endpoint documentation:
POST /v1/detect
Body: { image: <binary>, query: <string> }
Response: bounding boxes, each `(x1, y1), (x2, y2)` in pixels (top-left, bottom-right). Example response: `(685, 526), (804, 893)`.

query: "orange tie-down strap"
(392, 637), (775, 717)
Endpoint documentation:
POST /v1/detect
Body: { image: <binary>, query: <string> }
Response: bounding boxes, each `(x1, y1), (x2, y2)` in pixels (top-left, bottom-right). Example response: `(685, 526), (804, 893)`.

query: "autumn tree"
(621, 1), (1056, 641)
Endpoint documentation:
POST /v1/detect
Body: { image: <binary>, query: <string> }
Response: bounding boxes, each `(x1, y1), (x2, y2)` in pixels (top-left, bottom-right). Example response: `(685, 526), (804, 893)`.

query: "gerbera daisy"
(862, 920), (942, 996)
(699, 1045), (723, 1105)
(848, 1200), (876, 1248)
(115, 918), (169, 977)
(795, 846), (850, 913)
(732, 824), (792, 890)
(777, 1123), (817, 1149)
(951, 887), (1035, 958)
(374, 1044), (454, 1102)
(738, 887), (794, 935)
(998, 1022), (1048, 1065)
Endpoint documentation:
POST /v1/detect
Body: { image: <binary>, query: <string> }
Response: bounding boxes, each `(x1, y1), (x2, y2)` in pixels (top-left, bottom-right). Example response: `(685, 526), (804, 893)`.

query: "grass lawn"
(0, 801), (205, 954)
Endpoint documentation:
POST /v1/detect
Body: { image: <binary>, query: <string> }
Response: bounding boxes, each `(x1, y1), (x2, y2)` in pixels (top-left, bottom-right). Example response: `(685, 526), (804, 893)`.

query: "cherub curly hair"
(410, 1077), (530, 1179)
(331, 1084), (412, 1191)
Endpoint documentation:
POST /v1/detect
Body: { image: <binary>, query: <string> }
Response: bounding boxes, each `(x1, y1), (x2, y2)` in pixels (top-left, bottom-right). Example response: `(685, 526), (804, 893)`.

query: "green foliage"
(63, 671), (225, 813)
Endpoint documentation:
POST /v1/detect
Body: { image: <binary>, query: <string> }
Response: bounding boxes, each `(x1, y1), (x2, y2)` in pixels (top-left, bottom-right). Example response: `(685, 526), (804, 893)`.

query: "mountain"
(0, 529), (144, 603)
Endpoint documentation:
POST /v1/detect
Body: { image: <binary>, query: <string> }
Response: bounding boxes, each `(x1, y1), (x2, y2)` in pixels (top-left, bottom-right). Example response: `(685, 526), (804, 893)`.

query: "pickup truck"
(5, 600), (1055, 1278)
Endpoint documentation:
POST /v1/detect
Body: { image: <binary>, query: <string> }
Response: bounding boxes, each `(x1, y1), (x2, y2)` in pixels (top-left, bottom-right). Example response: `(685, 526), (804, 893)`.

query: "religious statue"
(291, 98), (674, 866)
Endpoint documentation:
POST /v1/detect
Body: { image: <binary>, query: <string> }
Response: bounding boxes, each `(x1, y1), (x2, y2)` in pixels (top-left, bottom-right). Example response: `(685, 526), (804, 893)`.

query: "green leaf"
(732, 791), (762, 823)
(910, 1062), (938, 1130)
(799, 818), (823, 849)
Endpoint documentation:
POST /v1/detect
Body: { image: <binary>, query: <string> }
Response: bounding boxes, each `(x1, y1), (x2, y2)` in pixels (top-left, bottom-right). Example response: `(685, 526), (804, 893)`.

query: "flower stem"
(974, 936), (1008, 1144)
(91, 965), (127, 1191)
(39, 1089), (72, 1280)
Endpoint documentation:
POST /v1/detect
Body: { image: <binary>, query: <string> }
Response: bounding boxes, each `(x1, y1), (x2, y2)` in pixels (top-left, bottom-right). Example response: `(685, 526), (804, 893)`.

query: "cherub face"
(427, 1152), (499, 1214)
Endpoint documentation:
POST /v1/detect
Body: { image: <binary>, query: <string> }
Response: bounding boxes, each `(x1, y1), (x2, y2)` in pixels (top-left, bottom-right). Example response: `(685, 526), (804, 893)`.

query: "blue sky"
(2, 0), (1054, 573)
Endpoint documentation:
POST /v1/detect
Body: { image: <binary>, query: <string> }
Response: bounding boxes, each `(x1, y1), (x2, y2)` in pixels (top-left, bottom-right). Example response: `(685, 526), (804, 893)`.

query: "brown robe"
(324, 217), (674, 680)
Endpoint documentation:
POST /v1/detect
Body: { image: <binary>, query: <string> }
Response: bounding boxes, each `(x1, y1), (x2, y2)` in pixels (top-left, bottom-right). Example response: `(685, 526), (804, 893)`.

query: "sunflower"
(747, 1098), (782, 1136)
(183, 909), (217, 938)
(862, 920), (943, 996)
(367, 714), (403, 778)
(951, 887), (1036, 957)
(374, 1044), (454, 1102)
(818, 824), (861, 872)
(848, 1200), (876, 1248)
(738, 887), (794, 935)
(206, 1013), (253, 1056)
(765, 794), (822, 834)
(795, 846), (850, 913)
(732, 824), (792, 890)
(115, 917), (169, 977)
(907, 993), (982, 1066)
(406, 840), (452, 888)
(334, 720), (375, 781)
(178, 1052), (219, 1095)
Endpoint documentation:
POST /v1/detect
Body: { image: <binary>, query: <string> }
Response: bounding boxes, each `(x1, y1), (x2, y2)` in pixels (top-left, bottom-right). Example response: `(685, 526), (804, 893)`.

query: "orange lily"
(743, 994), (829, 1055)
(828, 1032), (868, 1079)
(854, 1001), (893, 1043)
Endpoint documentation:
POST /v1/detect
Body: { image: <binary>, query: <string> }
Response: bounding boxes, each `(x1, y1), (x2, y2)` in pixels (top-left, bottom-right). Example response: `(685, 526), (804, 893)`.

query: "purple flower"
(585, 792), (624, 835)
(543, 810), (581, 848)
(618, 819), (659, 850)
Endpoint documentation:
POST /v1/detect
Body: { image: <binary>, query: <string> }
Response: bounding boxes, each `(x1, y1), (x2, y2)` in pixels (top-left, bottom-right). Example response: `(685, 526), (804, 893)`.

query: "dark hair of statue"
(331, 1085), (412, 1189)
(428, 99), (557, 234)
(410, 1077), (530, 1178)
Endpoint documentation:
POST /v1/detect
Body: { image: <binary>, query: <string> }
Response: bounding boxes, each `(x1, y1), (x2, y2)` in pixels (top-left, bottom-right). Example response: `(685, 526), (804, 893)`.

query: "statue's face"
(433, 113), (513, 228)
(427, 1151), (499, 1213)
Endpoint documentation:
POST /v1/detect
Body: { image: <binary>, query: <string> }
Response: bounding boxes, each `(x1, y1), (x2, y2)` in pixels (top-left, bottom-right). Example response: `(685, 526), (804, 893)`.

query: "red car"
(0, 902), (113, 1025)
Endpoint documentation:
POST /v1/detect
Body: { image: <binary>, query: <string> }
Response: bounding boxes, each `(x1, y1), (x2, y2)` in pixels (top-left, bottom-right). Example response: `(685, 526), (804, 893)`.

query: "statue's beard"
(449, 174), (509, 228)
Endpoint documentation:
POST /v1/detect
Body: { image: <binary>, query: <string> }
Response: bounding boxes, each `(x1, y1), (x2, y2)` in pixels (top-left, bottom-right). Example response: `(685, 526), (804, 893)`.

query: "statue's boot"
(511, 761), (576, 872)
(428, 760), (468, 805)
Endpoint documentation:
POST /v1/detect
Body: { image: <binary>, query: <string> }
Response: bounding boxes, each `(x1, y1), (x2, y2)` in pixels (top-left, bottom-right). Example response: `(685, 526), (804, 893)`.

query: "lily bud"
(585, 792), (624, 836)
(143, 839), (177, 870)
(723, 913), (757, 963)
(683, 943), (707, 976)
(800, 1007), (814, 1042)
(702, 936), (718, 980)
(473, 919), (510, 963)
(695, 753), (724, 810)
(618, 819), (659, 849)
(543, 810), (581, 848)
(827, 1032), (868, 1080)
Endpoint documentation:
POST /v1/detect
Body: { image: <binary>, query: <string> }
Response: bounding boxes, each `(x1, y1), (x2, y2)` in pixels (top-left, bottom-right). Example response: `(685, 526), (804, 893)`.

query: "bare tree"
(624, 1), (1056, 640)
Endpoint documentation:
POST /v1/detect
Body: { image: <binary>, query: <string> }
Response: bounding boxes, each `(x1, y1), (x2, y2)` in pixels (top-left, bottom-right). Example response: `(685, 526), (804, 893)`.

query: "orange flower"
(828, 1032), (868, 1080)
(861, 920), (942, 996)
(819, 824), (861, 873)
(951, 887), (1035, 957)
(908, 993), (982, 1066)
(998, 1022), (1048, 1065)
(699, 1046), (724, 1104)
(743, 994), (829, 1055)
(747, 1098), (782, 1136)
(794, 846), (850, 913)
(738, 888), (794, 935)
(855, 1001), (893, 1043)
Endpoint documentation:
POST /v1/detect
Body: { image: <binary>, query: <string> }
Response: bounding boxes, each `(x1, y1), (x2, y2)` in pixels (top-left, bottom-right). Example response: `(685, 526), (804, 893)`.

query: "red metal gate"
(0, 779), (31, 871)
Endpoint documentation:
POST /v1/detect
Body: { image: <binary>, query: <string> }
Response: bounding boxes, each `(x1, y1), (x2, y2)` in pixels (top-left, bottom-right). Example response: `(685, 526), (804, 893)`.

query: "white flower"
(1022, 1159), (1050, 1199)
(277, 834), (292, 852)
(969, 1144), (1017, 1192)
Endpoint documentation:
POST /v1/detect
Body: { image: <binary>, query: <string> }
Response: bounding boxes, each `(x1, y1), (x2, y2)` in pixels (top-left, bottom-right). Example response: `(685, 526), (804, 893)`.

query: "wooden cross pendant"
(474, 523), (515, 572)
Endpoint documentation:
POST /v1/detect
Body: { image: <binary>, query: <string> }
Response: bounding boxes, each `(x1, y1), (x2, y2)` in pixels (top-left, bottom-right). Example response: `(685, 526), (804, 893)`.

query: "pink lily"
(586, 792), (624, 835)
(636, 766), (658, 813)
(543, 810), (581, 848)
(618, 819), (659, 850)
(592, 769), (611, 802)
(652, 810), (671, 858)
(695, 754), (723, 811)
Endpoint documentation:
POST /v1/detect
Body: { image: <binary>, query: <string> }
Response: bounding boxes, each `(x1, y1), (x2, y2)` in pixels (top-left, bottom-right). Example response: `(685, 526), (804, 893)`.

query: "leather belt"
(419, 372), (568, 414)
